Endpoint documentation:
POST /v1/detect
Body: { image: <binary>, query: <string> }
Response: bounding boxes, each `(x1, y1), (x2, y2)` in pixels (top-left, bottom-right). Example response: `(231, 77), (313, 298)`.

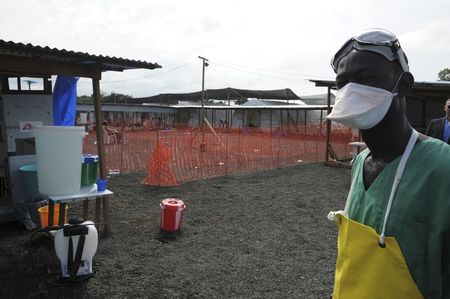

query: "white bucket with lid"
(33, 126), (87, 195)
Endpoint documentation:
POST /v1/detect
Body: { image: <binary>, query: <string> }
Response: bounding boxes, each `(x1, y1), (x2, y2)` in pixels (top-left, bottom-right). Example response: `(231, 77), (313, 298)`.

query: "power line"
(210, 61), (311, 83)
(209, 59), (333, 80)
(74, 57), (334, 88)
(207, 64), (232, 87)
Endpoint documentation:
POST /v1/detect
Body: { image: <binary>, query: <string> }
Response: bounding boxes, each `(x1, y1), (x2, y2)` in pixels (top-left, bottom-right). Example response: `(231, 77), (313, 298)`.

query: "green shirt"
(348, 138), (450, 299)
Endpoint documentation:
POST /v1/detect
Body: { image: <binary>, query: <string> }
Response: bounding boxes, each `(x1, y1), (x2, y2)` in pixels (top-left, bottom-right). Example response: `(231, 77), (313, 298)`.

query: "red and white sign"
(20, 121), (43, 132)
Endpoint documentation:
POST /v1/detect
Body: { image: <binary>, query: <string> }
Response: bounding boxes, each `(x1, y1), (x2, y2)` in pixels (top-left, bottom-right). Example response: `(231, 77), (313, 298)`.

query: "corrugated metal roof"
(309, 79), (450, 98)
(308, 79), (336, 88)
(132, 87), (302, 105)
(309, 79), (450, 90)
(0, 39), (161, 72)
(147, 103), (330, 110)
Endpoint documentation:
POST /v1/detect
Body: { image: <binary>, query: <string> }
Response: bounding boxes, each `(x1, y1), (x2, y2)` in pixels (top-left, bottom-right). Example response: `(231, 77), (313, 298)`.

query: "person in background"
(103, 120), (123, 143)
(426, 98), (450, 144)
(326, 28), (450, 298)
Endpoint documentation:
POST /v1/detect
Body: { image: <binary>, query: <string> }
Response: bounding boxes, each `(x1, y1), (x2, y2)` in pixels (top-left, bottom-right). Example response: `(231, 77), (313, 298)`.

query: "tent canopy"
(133, 87), (301, 105)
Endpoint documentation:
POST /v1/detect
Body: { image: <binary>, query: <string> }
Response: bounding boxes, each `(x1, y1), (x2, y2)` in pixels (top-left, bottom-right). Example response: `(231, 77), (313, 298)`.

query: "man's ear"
(397, 72), (414, 96)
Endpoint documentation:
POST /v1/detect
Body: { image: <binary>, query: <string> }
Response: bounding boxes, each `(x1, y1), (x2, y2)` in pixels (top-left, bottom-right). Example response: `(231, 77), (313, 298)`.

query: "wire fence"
(83, 124), (356, 186)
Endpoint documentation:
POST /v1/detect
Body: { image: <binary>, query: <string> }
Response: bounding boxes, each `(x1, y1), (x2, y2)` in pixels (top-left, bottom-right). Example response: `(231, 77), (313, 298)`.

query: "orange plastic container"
(38, 204), (68, 228)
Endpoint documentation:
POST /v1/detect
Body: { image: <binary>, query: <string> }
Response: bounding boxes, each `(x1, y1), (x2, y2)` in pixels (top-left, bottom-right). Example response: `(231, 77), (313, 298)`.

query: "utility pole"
(198, 56), (209, 128)
(23, 79), (37, 90)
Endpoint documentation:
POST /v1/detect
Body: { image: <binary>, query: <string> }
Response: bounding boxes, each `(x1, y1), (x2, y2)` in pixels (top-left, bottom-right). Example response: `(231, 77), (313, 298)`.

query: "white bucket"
(33, 126), (86, 195)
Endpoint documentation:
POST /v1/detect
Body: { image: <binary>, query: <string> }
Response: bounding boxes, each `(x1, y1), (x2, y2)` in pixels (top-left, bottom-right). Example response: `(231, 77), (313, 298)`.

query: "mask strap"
(391, 72), (404, 94)
(396, 49), (409, 72)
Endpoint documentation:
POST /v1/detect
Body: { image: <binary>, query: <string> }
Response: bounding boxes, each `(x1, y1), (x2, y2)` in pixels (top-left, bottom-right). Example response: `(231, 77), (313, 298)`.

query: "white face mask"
(327, 82), (398, 130)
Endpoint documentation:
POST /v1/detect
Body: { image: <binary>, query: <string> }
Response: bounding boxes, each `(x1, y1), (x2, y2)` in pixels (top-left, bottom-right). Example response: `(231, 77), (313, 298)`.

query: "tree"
(77, 95), (93, 104)
(438, 68), (450, 81)
(77, 91), (132, 104)
(103, 92), (132, 104)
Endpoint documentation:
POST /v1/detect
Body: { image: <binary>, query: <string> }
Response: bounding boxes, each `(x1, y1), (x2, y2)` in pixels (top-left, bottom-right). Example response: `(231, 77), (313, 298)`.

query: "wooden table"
(46, 187), (113, 234)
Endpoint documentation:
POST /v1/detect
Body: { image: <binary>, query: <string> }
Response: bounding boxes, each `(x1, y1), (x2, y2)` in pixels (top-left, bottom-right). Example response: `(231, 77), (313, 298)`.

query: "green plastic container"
(81, 155), (99, 187)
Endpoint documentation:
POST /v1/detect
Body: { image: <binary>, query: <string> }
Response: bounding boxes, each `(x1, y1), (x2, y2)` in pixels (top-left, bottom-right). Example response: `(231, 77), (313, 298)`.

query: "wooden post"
(199, 56), (208, 128)
(188, 109), (191, 127)
(43, 76), (52, 94)
(93, 78), (106, 177)
(270, 109), (273, 133)
(201, 66), (205, 124)
(95, 199), (101, 225)
(304, 110), (307, 133)
(92, 77), (111, 235)
(83, 200), (89, 220)
(230, 109), (233, 129)
(258, 110), (261, 128)
(280, 109), (283, 131)
(325, 86), (332, 162)
(227, 91), (230, 129)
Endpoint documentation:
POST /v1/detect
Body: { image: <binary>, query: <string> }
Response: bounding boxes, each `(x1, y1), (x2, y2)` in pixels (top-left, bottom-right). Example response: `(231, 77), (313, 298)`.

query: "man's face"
(335, 49), (402, 92)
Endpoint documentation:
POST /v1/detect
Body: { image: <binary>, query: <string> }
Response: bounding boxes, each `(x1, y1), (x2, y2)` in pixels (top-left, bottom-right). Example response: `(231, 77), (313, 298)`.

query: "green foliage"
(77, 92), (133, 104)
(438, 68), (450, 81)
(103, 92), (133, 104)
(77, 95), (94, 104)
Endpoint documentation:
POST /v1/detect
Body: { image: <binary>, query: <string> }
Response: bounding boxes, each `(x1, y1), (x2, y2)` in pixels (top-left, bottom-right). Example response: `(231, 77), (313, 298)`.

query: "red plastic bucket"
(160, 198), (185, 232)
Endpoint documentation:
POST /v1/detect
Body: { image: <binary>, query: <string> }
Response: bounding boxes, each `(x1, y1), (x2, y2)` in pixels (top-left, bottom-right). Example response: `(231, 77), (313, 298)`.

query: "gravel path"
(0, 163), (350, 298)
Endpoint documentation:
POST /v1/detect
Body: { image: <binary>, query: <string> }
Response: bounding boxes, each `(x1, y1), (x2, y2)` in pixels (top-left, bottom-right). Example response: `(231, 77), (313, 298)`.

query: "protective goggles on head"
(331, 28), (409, 73)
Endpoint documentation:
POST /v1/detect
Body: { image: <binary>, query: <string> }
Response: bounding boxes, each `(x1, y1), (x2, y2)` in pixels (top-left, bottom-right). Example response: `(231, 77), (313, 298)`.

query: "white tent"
(232, 99), (308, 128)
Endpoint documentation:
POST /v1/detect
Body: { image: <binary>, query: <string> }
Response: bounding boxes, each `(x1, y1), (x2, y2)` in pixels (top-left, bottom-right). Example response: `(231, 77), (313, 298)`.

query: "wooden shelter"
(0, 39), (161, 233)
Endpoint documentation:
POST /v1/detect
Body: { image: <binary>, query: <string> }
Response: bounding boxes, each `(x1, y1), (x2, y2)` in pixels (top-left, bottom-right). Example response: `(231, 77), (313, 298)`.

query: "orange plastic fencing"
(141, 140), (177, 186)
(83, 124), (357, 186)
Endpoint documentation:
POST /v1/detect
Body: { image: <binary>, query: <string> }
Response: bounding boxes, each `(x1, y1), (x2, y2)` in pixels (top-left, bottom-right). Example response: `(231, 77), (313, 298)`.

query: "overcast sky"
(1, 0), (450, 97)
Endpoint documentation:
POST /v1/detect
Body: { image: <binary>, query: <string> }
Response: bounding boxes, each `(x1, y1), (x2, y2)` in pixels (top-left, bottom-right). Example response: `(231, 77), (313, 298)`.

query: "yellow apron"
(330, 212), (423, 298)
(330, 130), (423, 298)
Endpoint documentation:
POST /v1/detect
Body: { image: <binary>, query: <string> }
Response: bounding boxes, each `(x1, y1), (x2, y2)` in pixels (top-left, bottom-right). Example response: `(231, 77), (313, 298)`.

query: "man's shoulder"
(426, 118), (446, 138)
(429, 117), (445, 124)
(421, 136), (449, 150)
(418, 138), (450, 166)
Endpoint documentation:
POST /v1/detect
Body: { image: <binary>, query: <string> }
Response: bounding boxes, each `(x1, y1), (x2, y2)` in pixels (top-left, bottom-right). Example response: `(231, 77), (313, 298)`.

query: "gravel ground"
(0, 163), (350, 299)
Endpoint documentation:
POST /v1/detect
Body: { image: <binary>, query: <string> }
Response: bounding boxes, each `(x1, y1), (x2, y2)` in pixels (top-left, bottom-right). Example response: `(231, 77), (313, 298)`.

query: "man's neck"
(361, 116), (413, 162)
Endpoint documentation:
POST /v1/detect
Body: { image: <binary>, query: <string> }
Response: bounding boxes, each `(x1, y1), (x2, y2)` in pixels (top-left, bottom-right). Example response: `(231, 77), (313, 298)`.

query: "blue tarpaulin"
(52, 75), (79, 126)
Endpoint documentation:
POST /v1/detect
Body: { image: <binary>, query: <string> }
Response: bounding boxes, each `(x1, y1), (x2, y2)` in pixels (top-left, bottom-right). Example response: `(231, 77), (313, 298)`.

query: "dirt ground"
(0, 163), (350, 299)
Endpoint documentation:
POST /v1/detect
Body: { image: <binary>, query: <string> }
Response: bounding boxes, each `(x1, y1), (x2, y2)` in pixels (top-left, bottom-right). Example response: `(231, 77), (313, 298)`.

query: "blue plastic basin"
(19, 164), (41, 199)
